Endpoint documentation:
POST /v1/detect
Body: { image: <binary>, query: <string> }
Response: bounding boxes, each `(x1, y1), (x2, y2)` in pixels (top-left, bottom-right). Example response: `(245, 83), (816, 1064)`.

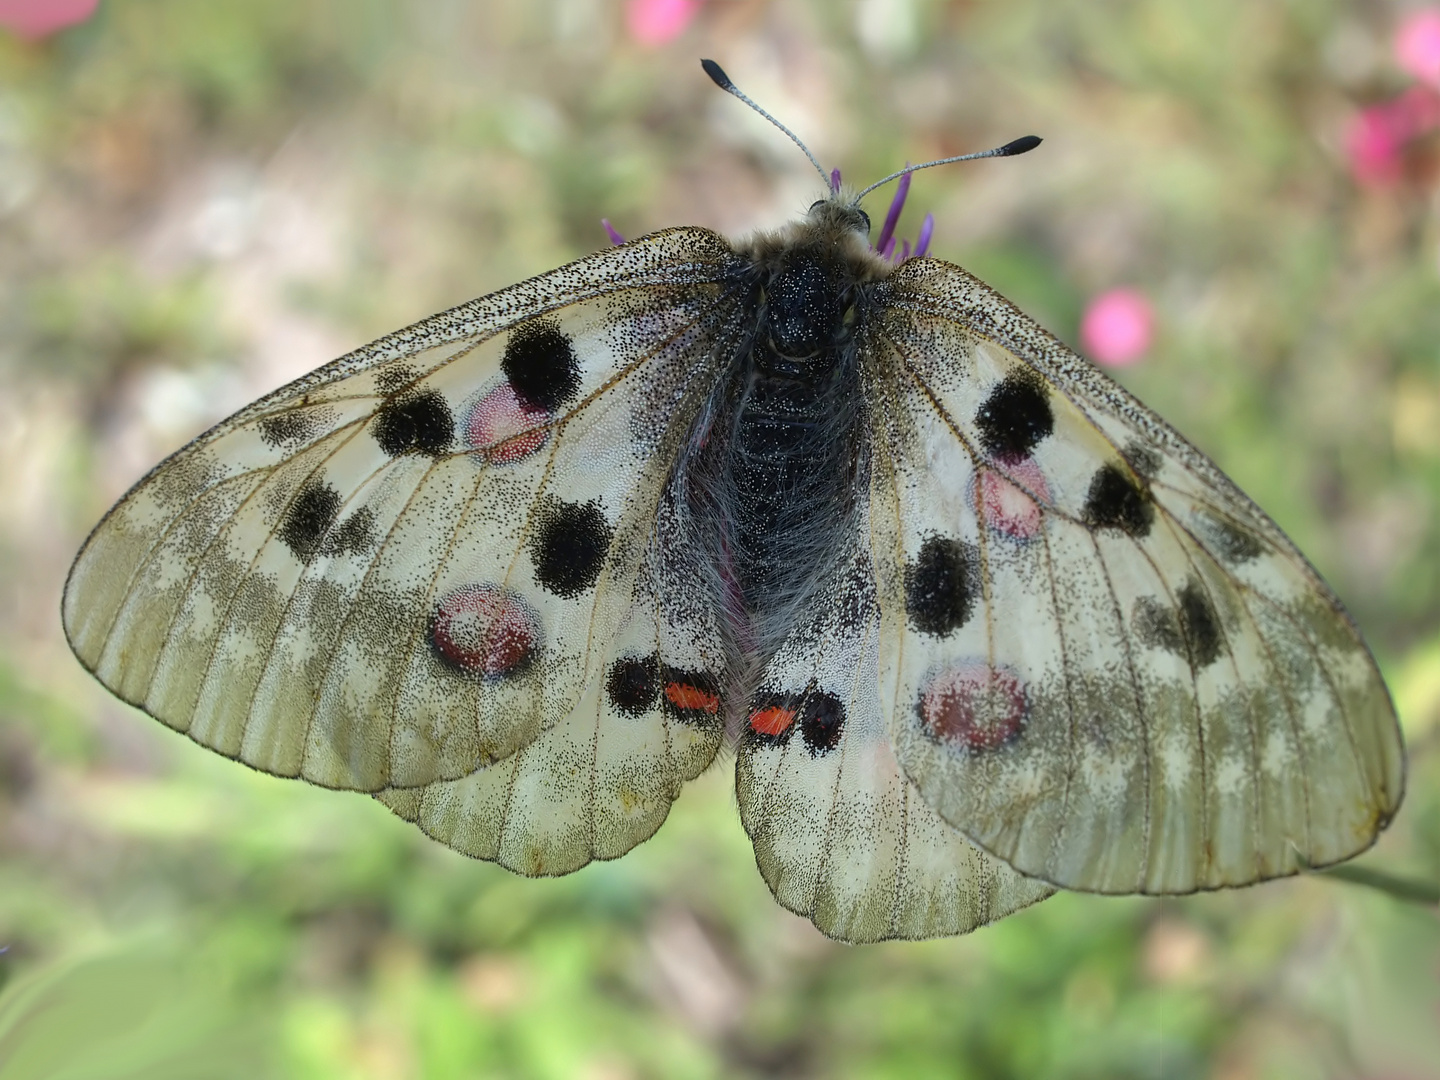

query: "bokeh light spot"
(0, 0), (99, 40)
(1080, 288), (1154, 368)
(626, 0), (702, 47)
(1395, 8), (1440, 88)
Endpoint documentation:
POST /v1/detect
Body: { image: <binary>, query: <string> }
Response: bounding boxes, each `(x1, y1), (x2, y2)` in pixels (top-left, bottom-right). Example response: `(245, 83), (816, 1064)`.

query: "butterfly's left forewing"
(63, 228), (741, 792)
(863, 257), (1404, 895)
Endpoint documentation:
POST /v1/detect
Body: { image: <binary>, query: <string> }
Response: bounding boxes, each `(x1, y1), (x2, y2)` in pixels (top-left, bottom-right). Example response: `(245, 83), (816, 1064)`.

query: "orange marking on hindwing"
(748, 705), (797, 737)
(664, 682), (719, 714)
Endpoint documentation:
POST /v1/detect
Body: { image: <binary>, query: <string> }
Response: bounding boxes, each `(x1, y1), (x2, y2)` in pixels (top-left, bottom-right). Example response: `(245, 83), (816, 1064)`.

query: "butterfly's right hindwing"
(736, 538), (1053, 943)
(63, 228), (739, 792)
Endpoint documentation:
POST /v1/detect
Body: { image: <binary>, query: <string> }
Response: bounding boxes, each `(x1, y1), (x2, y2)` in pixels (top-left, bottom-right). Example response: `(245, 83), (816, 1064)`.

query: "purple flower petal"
(830, 167), (842, 193)
(881, 235), (897, 259)
(874, 168), (910, 254)
(898, 239), (911, 263)
(914, 213), (934, 258)
(601, 219), (626, 246)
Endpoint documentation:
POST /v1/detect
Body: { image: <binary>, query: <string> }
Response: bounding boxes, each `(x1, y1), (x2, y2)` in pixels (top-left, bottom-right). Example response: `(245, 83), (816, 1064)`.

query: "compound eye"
(856, 209), (871, 233)
(808, 200), (826, 213)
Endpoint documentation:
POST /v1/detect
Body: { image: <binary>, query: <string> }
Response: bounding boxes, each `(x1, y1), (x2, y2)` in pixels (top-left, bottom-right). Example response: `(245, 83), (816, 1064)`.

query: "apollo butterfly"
(62, 60), (1404, 942)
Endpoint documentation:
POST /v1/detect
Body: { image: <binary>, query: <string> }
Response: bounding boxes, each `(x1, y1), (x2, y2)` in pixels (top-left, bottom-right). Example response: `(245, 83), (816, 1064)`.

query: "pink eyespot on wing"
(465, 383), (550, 463)
(430, 584), (538, 676)
(918, 663), (1028, 753)
(977, 457), (1049, 541)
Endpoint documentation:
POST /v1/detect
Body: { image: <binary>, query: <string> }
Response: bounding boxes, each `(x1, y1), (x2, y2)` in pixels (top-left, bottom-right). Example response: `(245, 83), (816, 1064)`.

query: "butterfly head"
(804, 196), (872, 242)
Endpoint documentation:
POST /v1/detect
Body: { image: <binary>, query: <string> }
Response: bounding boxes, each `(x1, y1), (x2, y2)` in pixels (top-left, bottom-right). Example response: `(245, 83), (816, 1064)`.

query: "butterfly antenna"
(701, 59), (831, 188)
(853, 136), (1043, 203)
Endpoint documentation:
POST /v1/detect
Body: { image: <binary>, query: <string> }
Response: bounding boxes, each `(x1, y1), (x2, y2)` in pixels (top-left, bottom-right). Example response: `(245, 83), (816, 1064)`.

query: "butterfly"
(62, 60), (1405, 943)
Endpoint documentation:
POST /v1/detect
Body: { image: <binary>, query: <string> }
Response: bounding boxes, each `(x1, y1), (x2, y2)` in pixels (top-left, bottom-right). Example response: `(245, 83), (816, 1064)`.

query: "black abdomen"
(688, 249), (867, 647)
(725, 360), (861, 610)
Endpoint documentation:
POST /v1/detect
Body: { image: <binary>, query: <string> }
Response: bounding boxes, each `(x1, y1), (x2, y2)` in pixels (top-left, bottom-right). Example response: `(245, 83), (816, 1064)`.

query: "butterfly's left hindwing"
(376, 488), (727, 874)
(63, 228), (739, 793)
(862, 258), (1404, 895)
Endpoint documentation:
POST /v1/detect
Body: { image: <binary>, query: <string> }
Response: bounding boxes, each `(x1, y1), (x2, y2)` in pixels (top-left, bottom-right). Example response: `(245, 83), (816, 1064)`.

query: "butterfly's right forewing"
(862, 258), (1403, 895)
(63, 228), (741, 793)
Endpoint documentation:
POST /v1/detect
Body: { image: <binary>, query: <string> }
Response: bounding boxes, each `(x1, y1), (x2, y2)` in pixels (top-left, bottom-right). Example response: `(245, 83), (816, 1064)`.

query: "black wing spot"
(905, 536), (978, 637)
(975, 372), (1053, 462)
(373, 389), (454, 457)
(279, 480), (340, 561)
(799, 692), (845, 756)
(1178, 580), (1225, 668)
(1122, 440), (1162, 478)
(1135, 580), (1225, 669)
(607, 654), (660, 716)
(1197, 511), (1264, 564)
(744, 690), (847, 756)
(376, 366), (419, 394)
(1134, 597), (1184, 655)
(529, 499), (613, 598)
(1082, 464), (1153, 538)
(324, 507), (376, 557)
(502, 320), (580, 412)
(259, 412), (319, 448)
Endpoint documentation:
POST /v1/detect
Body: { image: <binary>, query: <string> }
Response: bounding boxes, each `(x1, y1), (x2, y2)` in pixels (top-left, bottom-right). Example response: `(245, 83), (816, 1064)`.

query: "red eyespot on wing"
(659, 668), (722, 729)
(430, 584), (538, 676)
(918, 663), (1028, 752)
(665, 682), (719, 713)
(664, 681), (719, 714)
(465, 383), (550, 463)
(748, 705), (797, 737)
(978, 457), (1049, 541)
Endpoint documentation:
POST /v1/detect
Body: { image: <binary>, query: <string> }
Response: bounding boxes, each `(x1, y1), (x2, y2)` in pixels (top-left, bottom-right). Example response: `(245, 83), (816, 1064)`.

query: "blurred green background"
(1, 1), (1438, 1077)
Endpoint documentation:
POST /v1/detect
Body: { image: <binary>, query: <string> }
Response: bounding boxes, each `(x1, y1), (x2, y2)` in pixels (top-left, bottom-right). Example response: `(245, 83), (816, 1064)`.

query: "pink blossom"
(1345, 86), (1440, 185)
(626, 0), (702, 47)
(1395, 8), (1440, 88)
(1347, 105), (1407, 185)
(1349, 8), (1440, 186)
(0, 0), (99, 40)
(1080, 288), (1154, 368)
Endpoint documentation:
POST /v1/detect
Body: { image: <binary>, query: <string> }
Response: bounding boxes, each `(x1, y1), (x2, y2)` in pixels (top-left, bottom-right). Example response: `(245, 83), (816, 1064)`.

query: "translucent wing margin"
(863, 257), (1404, 895)
(63, 228), (741, 792)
